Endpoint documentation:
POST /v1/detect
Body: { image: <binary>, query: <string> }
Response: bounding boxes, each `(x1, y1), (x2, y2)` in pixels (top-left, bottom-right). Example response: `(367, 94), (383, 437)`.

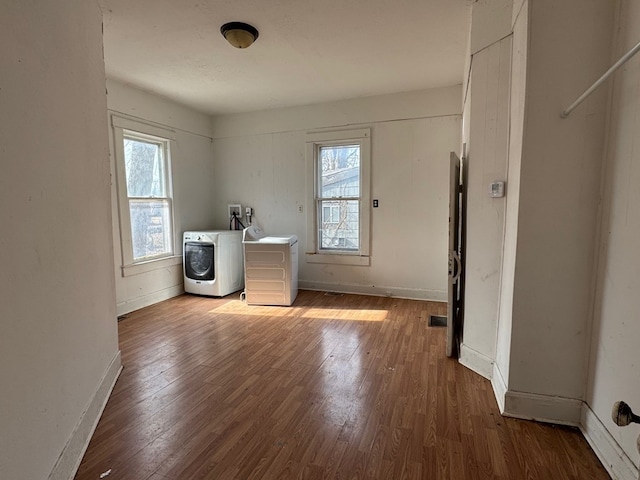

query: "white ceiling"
(99, 0), (472, 115)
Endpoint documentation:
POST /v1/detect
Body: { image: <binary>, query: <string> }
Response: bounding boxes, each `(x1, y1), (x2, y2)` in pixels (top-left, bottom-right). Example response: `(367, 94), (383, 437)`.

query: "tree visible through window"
(123, 133), (173, 261)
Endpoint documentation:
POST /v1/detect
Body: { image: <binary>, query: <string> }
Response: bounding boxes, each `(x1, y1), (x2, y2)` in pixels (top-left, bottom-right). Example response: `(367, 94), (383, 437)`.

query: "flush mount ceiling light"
(220, 22), (259, 49)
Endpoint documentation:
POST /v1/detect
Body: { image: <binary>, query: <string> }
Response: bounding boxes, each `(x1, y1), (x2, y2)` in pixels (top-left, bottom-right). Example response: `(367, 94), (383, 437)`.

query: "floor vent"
(428, 315), (447, 327)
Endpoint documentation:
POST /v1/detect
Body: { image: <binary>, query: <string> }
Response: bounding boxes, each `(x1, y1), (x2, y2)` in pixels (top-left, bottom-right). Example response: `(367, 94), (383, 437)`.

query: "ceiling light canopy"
(220, 22), (259, 49)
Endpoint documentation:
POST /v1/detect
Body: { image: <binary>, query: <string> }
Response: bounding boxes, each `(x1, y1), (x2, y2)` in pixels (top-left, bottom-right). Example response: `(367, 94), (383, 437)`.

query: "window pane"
(322, 205), (331, 222)
(319, 200), (359, 251)
(330, 205), (339, 222)
(129, 199), (172, 260)
(124, 137), (165, 197)
(319, 145), (360, 198)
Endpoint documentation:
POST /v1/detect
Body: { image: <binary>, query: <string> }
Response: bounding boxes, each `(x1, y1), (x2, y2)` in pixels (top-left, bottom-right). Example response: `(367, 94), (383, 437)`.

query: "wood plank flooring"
(75, 291), (610, 479)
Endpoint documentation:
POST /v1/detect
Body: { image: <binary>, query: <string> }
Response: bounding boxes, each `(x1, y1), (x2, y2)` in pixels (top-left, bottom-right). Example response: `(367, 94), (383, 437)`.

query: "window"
(123, 133), (172, 261)
(112, 115), (178, 275)
(318, 145), (360, 251)
(306, 128), (371, 266)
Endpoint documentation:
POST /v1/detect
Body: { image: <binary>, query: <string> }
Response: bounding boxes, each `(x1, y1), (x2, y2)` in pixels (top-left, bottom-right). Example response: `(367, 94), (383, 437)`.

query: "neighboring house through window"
(306, 128), (371, 266)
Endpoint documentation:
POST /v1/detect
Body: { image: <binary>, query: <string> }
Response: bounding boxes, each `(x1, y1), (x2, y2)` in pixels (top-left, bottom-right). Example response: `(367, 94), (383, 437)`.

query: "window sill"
(121, 255), (182, 277)
(305, 253), (370, 266)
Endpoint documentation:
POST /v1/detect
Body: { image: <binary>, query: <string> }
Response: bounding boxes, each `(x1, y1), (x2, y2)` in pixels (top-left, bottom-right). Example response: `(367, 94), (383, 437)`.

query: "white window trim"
(305, 128), (371, 266)
(111, 114), (178, 276)
(120, 254), (183, 277)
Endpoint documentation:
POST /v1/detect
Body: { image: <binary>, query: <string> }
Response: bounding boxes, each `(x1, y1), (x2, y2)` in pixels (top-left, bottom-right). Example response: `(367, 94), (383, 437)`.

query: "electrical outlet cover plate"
(228, 204), (242, 217)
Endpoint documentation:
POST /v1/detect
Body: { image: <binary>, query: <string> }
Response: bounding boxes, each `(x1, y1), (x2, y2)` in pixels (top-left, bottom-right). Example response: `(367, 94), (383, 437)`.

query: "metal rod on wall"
(561, 40), (640, 118)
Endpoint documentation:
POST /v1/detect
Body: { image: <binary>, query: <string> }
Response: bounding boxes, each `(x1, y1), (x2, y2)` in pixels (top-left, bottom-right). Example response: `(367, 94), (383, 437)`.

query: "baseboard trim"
(459, 344), (494, 380)
(581, 403), (638, 480)
(48, 350), (122, 480)
(298, 280), (447, 302)
(490, 365), (582, 426)
(489, 366), (638, 477)
(501, 389), (582, 426)
(116, 284), (184, 316)
(491, 363), (508, 413)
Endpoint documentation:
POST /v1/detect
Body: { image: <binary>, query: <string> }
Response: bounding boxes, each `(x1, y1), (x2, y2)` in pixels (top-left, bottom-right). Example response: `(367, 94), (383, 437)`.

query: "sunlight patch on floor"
(208, 300), (388, 321)
(302, 307), (387, 321)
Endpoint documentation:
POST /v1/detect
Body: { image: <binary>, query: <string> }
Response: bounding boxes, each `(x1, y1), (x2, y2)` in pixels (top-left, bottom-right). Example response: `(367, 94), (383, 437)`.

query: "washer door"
(184, 242), (215, 281)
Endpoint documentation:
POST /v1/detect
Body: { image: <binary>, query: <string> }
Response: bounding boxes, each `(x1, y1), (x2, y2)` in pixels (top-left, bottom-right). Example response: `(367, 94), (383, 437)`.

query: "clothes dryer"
(183, 230), (243, 296)
(242, 226), (298, 306)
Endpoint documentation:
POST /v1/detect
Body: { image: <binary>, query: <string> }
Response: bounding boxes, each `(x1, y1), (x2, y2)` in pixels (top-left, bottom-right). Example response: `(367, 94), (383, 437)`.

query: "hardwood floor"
(75, 291), (609, 479)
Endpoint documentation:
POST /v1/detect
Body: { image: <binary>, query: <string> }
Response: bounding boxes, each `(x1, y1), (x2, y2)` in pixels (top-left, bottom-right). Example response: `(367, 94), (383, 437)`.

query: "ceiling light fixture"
(220, 22), (259, 49)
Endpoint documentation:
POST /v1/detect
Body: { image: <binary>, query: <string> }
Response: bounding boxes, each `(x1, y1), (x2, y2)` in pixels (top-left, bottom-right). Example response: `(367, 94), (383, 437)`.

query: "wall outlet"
(297, 204), (303, 213)
(228, 204), (242, 218)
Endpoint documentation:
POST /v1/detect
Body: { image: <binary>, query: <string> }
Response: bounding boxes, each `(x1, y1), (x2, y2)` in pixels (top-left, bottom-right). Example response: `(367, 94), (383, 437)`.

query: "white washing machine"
(183, 230), (244, 297)
(242, 226), (298, 306)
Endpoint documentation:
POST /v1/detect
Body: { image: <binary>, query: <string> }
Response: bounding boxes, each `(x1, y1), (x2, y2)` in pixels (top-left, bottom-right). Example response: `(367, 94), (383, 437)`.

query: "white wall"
(469, 0), (513, 54)
(460, 0), (513, 379)
(0, 2), (120, 479)
(586, 0), (640, 472)
(106, 80), (216, 315)
(494, 0), (528, 410)
(211, 88), (461, 300)
(507, 0), (613, 405)
(459, 1), (640, 475)
(465, 0), (617, 425)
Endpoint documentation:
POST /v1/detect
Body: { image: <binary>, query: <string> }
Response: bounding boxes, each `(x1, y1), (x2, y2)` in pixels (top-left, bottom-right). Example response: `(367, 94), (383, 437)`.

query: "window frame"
(305, 128), (371, 266)
(111, 115), (179, 276)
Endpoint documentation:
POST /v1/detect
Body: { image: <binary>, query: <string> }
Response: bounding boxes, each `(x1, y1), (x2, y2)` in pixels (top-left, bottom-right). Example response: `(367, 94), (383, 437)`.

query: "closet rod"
(561, 40), (640, 118)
